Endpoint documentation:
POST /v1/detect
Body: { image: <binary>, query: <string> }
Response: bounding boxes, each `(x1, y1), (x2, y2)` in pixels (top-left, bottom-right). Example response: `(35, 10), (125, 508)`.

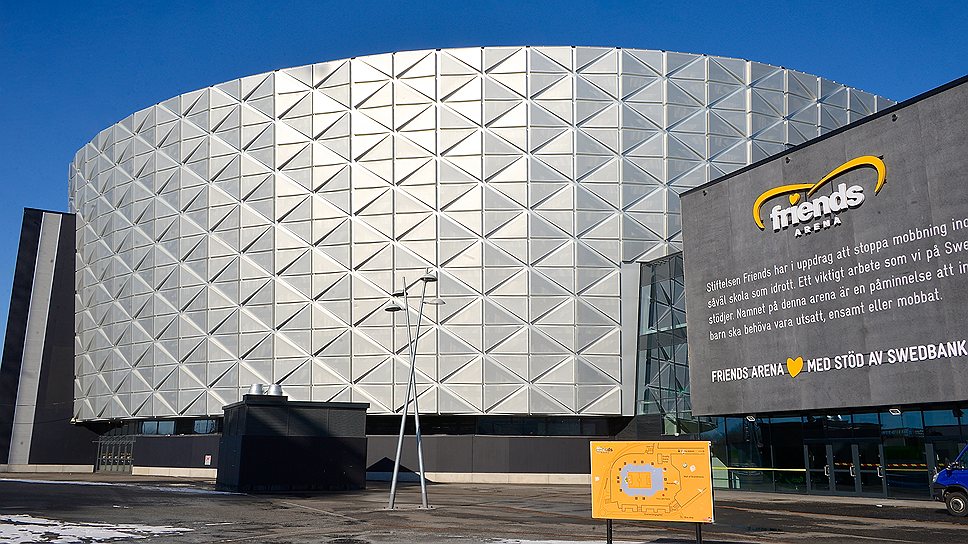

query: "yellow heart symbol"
(788, 193), (801, 205)
(787, 356), (803, 378)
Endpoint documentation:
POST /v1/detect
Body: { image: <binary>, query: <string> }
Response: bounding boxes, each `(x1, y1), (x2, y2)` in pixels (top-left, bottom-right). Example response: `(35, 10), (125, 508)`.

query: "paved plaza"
(0, 474), (965, 543)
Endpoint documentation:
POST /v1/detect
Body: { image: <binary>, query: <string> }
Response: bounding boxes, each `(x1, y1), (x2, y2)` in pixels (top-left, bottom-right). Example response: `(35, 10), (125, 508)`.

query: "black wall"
(29, 214), (96, 464)
(364, 414), (661, 475)
(367, 435), (601, 474)
(0, 209), (97, 466)
(133, 435), (220, 468)
(0, 210), (42, 463)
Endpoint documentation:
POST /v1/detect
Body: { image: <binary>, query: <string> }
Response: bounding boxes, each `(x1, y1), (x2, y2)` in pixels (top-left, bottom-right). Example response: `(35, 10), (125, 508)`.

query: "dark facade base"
(133, 435), (220, 469)
(366, 435), (604, 476)
(218, 436), (367, 492)
(216, 395), (369, 493)
(363, 415), (662, 477)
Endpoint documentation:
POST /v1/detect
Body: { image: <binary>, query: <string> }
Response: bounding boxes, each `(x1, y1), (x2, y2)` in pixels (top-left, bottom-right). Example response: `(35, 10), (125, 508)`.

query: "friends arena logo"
(752, 155), (887, 237)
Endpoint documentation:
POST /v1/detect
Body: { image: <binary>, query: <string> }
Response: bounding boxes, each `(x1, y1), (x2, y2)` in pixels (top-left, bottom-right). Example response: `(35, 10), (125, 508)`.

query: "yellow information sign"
(590, 440), (714, 523)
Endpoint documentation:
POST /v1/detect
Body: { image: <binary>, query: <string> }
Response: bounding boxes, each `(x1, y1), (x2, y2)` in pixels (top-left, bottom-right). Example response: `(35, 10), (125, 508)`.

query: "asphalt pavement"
(0, 473), (965, 543)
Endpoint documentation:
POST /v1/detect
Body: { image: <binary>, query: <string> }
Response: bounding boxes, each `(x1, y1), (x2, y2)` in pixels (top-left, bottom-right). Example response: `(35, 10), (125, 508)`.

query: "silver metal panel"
(69, 47), (893, 419)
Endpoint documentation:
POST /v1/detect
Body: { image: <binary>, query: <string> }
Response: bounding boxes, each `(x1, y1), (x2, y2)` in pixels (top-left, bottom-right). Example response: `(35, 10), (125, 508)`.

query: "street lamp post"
(385, 268), (441, 509)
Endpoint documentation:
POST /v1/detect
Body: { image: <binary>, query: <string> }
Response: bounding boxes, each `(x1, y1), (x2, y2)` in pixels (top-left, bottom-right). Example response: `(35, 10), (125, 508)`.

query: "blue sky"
(0, 0), (965, 334)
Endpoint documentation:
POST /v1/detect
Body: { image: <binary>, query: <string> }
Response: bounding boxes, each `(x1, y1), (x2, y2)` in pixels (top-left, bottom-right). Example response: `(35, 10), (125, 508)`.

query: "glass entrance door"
(805, 443), (831, 493)
(831, 442), (855, 493)
(804, 442), (886, 496)
(857, 442), (888, 495)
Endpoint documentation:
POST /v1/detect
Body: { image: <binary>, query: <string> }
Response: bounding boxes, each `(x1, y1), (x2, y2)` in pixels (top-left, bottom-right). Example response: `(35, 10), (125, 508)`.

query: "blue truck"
(933, 444), (968, 516)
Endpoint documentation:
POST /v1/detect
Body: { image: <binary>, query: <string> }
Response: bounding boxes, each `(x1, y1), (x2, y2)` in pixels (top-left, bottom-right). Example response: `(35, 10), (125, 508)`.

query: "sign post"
(590, 440), (713, 543)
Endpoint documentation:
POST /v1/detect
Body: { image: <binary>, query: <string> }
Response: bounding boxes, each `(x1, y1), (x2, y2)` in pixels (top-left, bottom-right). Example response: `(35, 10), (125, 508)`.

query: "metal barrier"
(94, 436), (134, 473)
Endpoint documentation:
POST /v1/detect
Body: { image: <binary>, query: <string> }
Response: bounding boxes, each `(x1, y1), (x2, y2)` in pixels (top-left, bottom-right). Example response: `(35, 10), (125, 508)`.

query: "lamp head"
(384, 300), (405, 313)
(419, 268), (438, 283)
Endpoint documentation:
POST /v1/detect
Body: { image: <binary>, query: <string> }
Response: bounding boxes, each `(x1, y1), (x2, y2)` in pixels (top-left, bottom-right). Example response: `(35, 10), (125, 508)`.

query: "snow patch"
(0, 514), (190, 543)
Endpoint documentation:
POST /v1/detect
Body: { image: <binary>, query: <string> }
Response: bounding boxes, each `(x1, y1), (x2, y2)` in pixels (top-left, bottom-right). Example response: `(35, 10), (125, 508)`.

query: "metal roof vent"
(266, 384), (285, 396)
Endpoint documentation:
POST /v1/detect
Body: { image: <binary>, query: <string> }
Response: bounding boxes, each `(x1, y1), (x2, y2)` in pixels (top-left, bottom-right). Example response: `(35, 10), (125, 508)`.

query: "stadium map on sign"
(589, 441), (714, 523)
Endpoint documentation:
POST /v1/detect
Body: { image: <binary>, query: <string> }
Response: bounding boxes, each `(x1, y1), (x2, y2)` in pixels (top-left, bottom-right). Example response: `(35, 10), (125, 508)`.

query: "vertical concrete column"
(8, 212), (61, 465)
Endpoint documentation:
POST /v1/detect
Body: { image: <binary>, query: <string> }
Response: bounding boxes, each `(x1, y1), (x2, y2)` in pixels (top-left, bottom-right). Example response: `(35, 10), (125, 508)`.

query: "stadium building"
(9, 46), (944, 495)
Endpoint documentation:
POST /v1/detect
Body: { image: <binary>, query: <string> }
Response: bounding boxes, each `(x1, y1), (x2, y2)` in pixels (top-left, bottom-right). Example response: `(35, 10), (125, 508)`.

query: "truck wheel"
(946, 491), (968, 517)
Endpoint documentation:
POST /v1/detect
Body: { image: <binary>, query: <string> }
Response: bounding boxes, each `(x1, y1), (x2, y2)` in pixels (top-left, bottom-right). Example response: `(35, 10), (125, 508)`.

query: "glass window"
(142, 421), (158, 435)
(881, 410), (928, 498)
(655, 307), (672, 331)
(880, 410), (923, 432)
(698, 418), (729, 489)
(673, 364), (688, 391)
(641, 387), (661, 415)
(678, 393), (692, 416)
(660, 394), (678, 416)
(579, 418), (608, 436)
(672, 342), (687, 364)
(802, 415), (824, 440)
(193, 419), (217, 434)
(652, 258), (669, 283)
(766, 416), (806, 492)
(765, 417), (804, 468)
(639, 284), (653, 335)
(639, 350), (657, 385)
(660, 364), (676, 391)
(851, 412), (881, 439)
(662, 417), (679, 435)
(824, 414), (852, 439)
(635, 254), (691, 427)
(725, 417), (773, 491)
(932, 441), (962, 468)
(175, 419), (194, 435)
(157, 420), (175, 435)
(477, 416), (584, 436)
(724, 418), (754, 465)
(923, 409), (961, 438)
(923, 410), (962, 470)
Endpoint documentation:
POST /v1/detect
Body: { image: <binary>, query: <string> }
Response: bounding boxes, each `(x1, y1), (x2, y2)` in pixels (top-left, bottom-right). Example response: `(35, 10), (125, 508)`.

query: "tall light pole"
(385, 268), (442, 509)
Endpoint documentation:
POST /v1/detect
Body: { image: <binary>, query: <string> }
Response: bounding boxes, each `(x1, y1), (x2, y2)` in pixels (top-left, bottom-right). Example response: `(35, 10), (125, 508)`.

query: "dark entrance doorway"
(804, 441), (886, 496)
(95, 436), (134, 473)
